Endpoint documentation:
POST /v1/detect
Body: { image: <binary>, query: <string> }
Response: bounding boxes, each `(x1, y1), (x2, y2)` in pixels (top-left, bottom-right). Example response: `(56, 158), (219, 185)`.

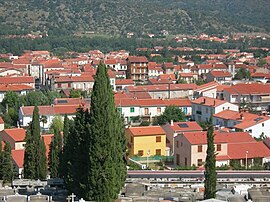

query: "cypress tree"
(204, 119), (217, 199)
(0, 139), (3, 179)
(86, 63), (127, 201)
(63, 115), (69, 146)
(23, 130), (36, 179)
(2, 142), (13, 183)
(63, 108), (88, 196)
(23, 106), (47, 179)
(37, 137), (47, 180)
(49, 128), (62, 178)
(59, 115), (70, 178)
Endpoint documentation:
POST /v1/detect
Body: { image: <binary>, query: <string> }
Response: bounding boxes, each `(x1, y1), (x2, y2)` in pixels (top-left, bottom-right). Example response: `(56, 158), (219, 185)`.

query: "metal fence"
(131, 156), (174, 163)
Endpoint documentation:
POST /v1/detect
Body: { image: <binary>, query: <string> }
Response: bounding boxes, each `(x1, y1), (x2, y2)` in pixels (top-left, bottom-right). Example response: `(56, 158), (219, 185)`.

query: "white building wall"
(243, 119), (270, 138)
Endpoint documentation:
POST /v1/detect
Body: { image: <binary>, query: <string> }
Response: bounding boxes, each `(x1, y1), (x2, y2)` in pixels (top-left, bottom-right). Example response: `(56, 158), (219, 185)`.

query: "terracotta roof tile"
(2, 128), (26, 142)
(115, 79), (134, 85)
(128, 56), (148, 63)
(170, 121), (202, 132)
(224, 83), (270, 95)
(210, 71), (231, 77)
(183, 131), (255, 145)
(191, 97), (227, 107)
(21, 105), (83, 116)
(12, 149), (24, 168)
(0, 76), (34, 84)
(0, 84), (33, 92)
(127, 126), (165, 136)
(228, 142), (270, 159)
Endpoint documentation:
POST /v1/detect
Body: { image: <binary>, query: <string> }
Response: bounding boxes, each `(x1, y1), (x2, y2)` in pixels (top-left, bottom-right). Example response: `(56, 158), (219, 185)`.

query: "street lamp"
(147, 150), (150, 169)
(245, 151), (248, 170)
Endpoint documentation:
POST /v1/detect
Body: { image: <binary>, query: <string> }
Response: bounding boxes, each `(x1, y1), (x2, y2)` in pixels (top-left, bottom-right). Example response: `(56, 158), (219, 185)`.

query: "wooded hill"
(0, 0), (269, 36)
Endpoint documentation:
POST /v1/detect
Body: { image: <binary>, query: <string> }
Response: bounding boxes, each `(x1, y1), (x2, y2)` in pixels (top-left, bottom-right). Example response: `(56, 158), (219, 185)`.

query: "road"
(127, 170), (270, 179)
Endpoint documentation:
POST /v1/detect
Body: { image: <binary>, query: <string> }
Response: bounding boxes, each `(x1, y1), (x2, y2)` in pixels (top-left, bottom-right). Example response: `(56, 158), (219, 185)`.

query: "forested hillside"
(0, 0), (269, 36)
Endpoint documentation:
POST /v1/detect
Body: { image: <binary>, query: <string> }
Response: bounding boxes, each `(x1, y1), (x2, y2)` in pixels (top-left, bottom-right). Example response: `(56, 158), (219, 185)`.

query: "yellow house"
(126, 126), (166, 157)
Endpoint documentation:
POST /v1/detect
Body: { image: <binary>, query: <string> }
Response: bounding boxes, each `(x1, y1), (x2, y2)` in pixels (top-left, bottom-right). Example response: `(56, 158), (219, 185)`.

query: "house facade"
(126, 126), (167, 157)
(191, 97), (239, 122)
(126, 56), (149, 81)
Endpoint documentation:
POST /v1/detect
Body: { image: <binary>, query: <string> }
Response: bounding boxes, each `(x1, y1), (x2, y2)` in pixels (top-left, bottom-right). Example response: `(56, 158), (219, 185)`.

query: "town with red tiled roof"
(0, 36), (270, 200)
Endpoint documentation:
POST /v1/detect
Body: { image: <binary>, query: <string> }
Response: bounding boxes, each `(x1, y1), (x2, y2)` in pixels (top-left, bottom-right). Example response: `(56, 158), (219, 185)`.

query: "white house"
(191, 97), (239, 122)
(213, 110), (270, 138)
(223, 83), (270, 112)
(115, 98), (192, 125)
(19, 105), (83, 129)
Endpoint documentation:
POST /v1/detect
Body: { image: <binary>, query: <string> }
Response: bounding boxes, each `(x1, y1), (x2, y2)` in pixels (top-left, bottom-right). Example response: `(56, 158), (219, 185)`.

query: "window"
(157, 107), (161, 113)
(156, 149), (161, 156)
(144, 108), (149, 115)
(176, 141), (179, 148)
(181, 142), (183, 147)
(117, 108), (122, 113)
(198, 145), (203, 152)
(130, 107), (135, 113)
(197, 159), (203, 166)
(68, 83), (71, 88)
(206, 108), (208, 114)
(57, 83), (62, 88)
(156, 136), (161, 142)
(262, 123), (264, 127)
(217, 144), (221, 151)
(138, 150), (144, 156)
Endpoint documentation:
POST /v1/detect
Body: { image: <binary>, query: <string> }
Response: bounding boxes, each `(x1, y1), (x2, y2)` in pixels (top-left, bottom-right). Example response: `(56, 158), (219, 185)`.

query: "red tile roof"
(54, 75), (94, 83)
(127, 126), (165, 136)
(21, 105), (83, 116)
(115, 79), (134, 85)
(170, 121), (202, 132)
(224, 83), (270, 95)
(183, 131), (255, 145)
(12, 149), (24, 168)
(214, 110), (270, 129)
(128, 56), (148, 63)
(115, 98), (191, 107)
(0, 76), (34, 84)
(2, 128), (26, 142)
(126, 83), (197, 92)
(228, 142), (270, 159)
(191, 97), (227, 107)
(42, 134), (54, 158)
(0, 117), (4, 124)
(210, 71), (231, 77)
(0, 84), (34, 92)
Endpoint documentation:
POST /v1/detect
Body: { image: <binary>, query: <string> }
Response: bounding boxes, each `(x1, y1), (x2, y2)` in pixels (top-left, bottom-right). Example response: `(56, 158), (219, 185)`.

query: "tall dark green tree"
(48, 128), (62, 178)
(204, 119), (217, 199)
(23, 106), (47, 179)
(64, 108), (88, 197)
(59, 115), (70, 178)
(86, 63), (127, 201)
(37, 137), (47, 179)
(0, 139), (3, 179)
(2, 142), (13, 183)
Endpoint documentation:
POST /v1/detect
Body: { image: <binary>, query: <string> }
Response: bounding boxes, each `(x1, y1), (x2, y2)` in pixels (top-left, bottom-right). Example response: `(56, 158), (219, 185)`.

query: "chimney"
(213, 100), (216, 106)
(240, 113), (244, 120)
(170, 120), (174, 126)
(203, 98), (206, 104)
